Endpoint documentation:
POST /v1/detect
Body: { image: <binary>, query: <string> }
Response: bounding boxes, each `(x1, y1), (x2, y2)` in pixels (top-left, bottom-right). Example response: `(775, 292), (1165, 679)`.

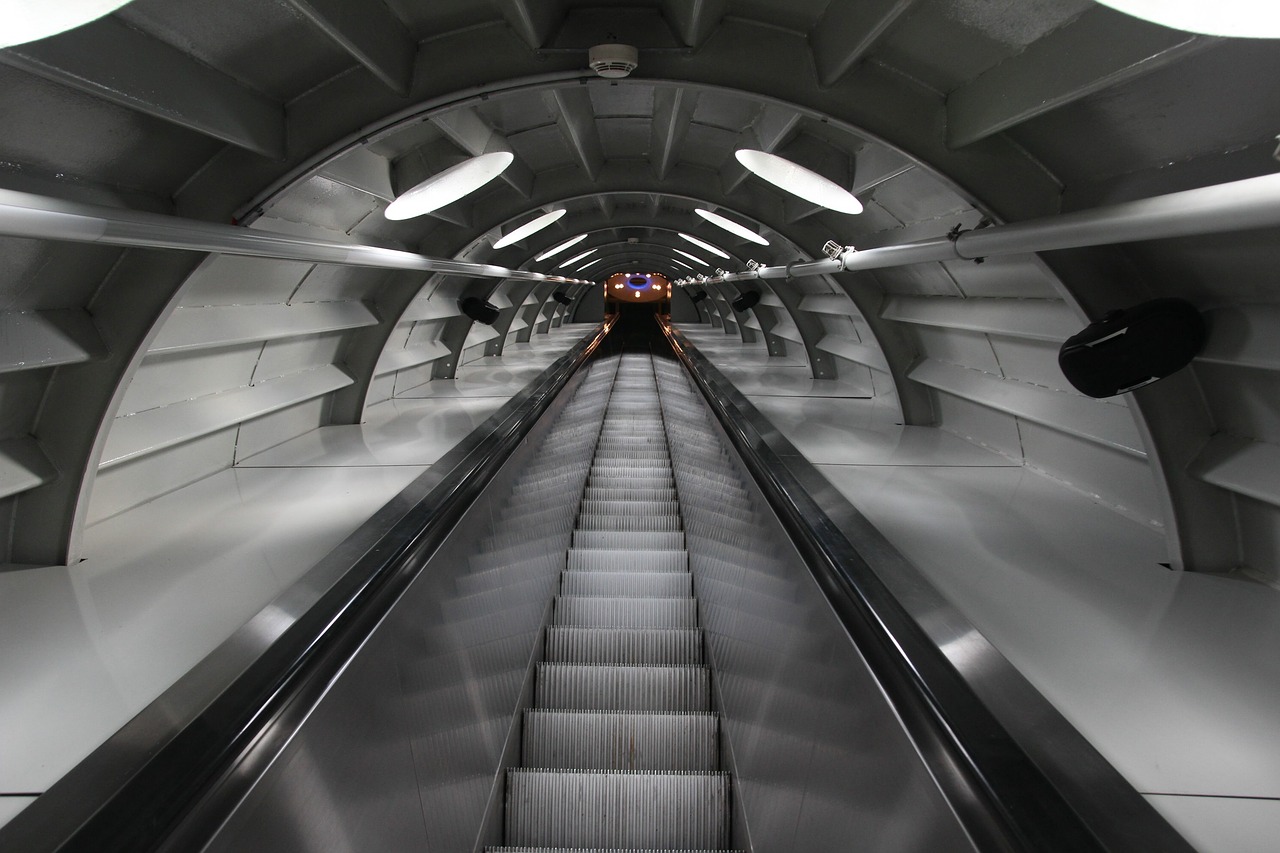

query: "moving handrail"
(662, 322), (1195, 853)
(0, 322), (612, 853)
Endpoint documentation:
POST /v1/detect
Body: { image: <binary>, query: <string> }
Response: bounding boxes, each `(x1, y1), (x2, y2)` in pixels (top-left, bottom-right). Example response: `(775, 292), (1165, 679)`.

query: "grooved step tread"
(523, 709), (719, 771)
(504, 770), (730, 849)
(546, 626), (703, 665)
(560, 571), (693, 598)
(535, 663), (711, 712)
(567, 548), (688, 572)
(554, 596), (698, 629)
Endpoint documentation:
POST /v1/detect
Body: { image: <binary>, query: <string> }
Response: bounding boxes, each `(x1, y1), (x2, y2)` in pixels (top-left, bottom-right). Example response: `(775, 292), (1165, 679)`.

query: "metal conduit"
(0, 188), (591, 284)
(691, 172), (1280, 285)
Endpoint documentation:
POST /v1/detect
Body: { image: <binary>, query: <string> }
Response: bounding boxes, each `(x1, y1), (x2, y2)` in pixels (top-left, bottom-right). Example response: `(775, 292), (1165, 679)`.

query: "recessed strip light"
(695, 209), (770, 246)
(673, 248), (710, 267)
(536, 233), (588, 261)
(2, 1), (134, 48)
(735, 149), (863, 214)
(1094, 1), (1280, 37)
(559, 248), (597, 269)
(679, 233), (731, 259)
(385, 152), (514, 220)
(493, 209), (567, 249)
(669, 259), (693, 271)
(577, 257), (606, 272)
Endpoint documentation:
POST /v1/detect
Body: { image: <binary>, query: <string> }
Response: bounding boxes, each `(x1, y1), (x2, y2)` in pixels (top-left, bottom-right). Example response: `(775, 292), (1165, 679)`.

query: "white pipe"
(701, 172), (1280, 285)
(0, 188), (593, 284)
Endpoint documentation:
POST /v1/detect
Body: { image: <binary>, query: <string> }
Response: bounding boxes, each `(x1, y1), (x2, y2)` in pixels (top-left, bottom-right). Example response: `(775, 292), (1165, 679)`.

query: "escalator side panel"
(196, 358), (619, 853)
(654, 358), (980, 853)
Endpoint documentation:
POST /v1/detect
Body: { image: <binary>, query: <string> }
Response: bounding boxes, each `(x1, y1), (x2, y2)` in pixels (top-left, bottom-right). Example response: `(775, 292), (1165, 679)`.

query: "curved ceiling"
(0, 0), (1277, 590)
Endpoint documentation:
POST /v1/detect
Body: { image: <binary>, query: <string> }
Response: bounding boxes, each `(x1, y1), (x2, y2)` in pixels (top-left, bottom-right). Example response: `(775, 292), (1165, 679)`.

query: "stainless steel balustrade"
(0, 325), (1198, 852)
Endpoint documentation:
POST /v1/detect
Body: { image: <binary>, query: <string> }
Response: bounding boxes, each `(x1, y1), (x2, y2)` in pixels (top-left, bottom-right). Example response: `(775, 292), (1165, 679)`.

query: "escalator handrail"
(662, 323), (1195, 853)
(1, 323), (612, 853)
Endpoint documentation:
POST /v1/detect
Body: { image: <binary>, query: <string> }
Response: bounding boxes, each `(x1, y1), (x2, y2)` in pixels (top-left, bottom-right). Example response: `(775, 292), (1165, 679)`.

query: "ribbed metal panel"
(486, 840), (742, 845)
(571, 530), (685, 550)
(522, 710), (719, 771)
(566, 548), (688, 573)
(545, 627), (703, 665)
(580, 499), (680, 516)
(575, 513), (681, 532)
(583, 486), (678, 502)
(504, 770), (730, 849)
(535, 664), (710, 711)
(560, 571), (692, 598)
(553, 596), (698, 628)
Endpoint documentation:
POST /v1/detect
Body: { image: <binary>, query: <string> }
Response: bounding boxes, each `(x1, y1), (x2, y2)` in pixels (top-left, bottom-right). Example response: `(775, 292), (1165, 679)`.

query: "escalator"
(0, 324), (1194, 853)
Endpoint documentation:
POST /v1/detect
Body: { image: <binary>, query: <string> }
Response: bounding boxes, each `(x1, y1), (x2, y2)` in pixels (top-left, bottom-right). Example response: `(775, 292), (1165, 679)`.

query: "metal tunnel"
(0, 3), (1278, 852)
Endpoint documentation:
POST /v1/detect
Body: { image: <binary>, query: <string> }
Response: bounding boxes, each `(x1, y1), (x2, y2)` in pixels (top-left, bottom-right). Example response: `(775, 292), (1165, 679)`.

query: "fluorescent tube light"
(385, 152), (513, 220)
(679, 233), (730, 259)
(735, 149), (862, 214)
(1095, 1), (1280, 38)
(493, 209), (567, 249)
(536, 234), (588, 261)
(695, 209), (769, 245)
(558, 248), (597, 268)
(673, 248), (710, 267)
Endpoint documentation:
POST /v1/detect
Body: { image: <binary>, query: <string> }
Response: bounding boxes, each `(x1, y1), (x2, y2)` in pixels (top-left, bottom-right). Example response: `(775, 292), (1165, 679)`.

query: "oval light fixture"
(1094, 1), (1280, 38)
(679, 233), (730, 259)
(385, 152), (513, 220)
(493, 209), (567, 249)
(558, 248), (597, 269)
(735, 149), (863, 214)
(0, 0), (134, 48)
(673, 248), (710, 267)
(536, 233), (588, 261)
(694, 209), (770, 246)
(669, 259), (694, 271)
(577, 257), (606, 272)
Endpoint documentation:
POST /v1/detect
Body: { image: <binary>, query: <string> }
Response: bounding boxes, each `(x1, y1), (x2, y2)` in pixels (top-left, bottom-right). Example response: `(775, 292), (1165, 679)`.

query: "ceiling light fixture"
(679, 233), (730, 259)
(673, 248), (710, 267)
(735, 149), (863, 214)
(669, 259), (694, 271)
(493, 209), (567, 249)
(694, 209), (770, 245)
(536, 233), (588, 261)
(385, 152), (513, 220)
(1094, 1), (1280, 38)
(559, 248), (597, 268)
(1, 0), (134, 48)
(577, 257), (606, 272)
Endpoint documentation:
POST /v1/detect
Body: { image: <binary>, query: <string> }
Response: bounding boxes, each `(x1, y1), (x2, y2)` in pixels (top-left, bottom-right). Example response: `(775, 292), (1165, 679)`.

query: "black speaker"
(552, 290), (573, 306)
(1058, 297), (1206, 398)
(689, 290), (708, 304)
(732, 290), (761, 312)
(459, 296), (499, 325)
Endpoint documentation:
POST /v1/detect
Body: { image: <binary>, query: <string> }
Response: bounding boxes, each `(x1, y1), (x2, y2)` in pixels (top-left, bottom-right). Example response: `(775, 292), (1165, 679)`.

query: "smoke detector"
(589, 43), (639, 79)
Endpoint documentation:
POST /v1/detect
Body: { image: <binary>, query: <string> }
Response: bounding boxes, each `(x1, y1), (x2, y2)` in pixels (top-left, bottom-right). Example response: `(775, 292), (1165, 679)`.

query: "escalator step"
(572, 530), (685, 549)
(522, 710), (719, 771)
(490, 848), (742, 852)
(579, 499), (680, 516)
(560, 571), (692, 598)
(583, 487), (678, 502)
(553, 596), (697, 629)
(535, 664), (710, 711)
(545, 626), (703, 665)
(503, 769), (730, 849)
(566, 548), (687, 573)
(575, 513), (682, 531)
